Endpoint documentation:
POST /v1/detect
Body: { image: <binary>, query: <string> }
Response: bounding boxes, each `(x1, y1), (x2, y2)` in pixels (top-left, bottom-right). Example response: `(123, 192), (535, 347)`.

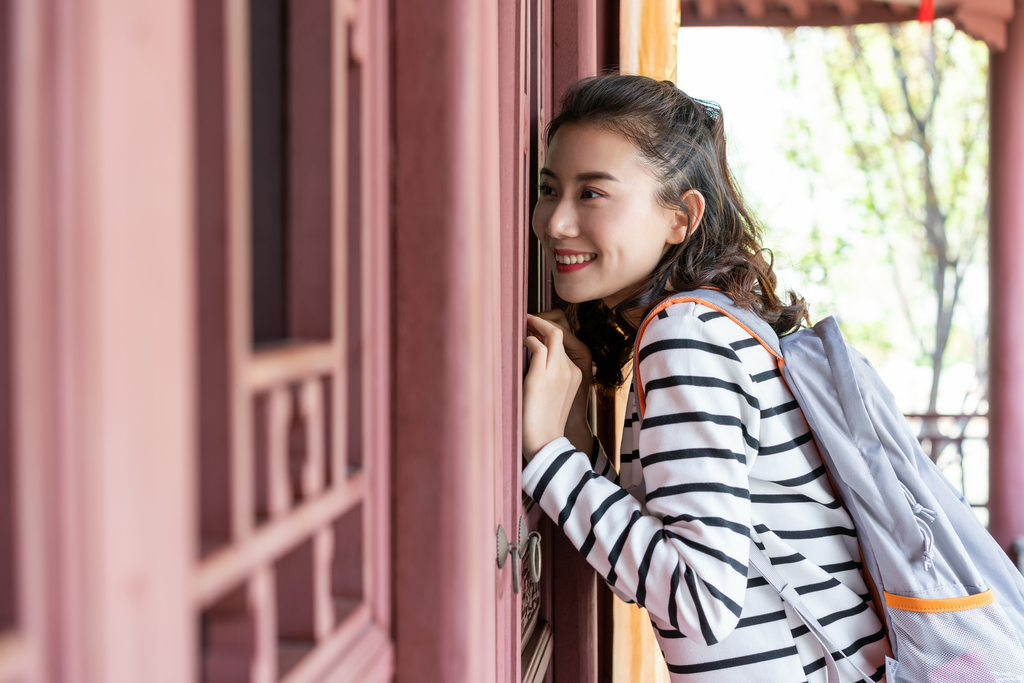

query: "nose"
(538, 197), (579, 241)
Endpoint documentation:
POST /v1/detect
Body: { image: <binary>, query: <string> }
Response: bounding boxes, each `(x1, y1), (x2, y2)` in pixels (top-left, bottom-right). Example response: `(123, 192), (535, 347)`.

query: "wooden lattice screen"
(195, 1), (392, 681)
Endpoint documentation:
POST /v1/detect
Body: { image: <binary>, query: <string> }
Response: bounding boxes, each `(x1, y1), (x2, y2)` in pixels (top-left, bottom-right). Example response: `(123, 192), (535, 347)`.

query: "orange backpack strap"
(632, 295), (784, 419)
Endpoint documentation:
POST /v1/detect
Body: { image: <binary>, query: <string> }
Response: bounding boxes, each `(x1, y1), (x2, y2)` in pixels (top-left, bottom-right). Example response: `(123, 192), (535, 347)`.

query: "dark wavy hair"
(548, 74), (809, 394)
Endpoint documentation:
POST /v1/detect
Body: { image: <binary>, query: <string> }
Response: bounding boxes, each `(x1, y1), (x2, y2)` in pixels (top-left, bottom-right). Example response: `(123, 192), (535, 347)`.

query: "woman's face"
(533, 123), (687, 308)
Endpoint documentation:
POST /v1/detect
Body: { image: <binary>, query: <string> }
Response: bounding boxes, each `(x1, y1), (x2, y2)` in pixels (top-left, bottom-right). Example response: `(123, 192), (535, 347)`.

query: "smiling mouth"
(553, 253), (596, 265)
(553, 252), (597, 274)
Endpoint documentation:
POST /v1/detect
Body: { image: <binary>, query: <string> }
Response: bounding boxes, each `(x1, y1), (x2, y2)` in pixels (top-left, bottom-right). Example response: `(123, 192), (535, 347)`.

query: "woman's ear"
(667, 189), (706, 245)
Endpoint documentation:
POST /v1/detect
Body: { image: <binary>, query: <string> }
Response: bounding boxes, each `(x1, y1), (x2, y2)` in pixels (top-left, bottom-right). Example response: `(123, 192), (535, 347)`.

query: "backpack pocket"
(884, 589), (1024, 682)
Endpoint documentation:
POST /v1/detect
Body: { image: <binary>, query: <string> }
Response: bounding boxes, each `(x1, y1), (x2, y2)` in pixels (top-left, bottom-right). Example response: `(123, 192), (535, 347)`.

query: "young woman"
(521, 75), (891, 682)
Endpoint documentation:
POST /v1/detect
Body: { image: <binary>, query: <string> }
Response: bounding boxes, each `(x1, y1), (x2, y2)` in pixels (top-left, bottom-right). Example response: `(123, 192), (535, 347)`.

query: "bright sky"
(676, 28), (788, 206)
(675, 27), (855, 265)
(676, 29), (794, 231)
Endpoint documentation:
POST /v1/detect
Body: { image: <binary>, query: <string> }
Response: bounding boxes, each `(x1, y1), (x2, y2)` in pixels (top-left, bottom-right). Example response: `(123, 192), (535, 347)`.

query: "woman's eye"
(581, 189), (602, 199)
(538, 184), (555, 196)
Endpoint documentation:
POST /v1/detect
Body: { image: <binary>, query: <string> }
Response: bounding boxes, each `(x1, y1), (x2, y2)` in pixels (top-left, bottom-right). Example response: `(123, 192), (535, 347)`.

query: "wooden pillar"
(990, 3), (1024, 550)
(11, 1), (197, 681)
(392, 0), (502, 681)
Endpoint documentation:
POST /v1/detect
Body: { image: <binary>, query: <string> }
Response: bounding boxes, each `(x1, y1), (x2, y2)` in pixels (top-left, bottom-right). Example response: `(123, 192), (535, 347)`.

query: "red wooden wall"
(13, 2), (1024, 683)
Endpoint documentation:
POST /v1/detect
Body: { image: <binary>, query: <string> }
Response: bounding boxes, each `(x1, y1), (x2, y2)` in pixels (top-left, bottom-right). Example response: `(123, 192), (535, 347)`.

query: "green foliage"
(777, 21), (989, 413)
(838, 320), (896, 355)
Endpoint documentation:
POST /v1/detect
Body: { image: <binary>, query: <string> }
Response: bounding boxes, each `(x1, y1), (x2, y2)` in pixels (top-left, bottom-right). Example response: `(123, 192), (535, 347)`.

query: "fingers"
(526, 313), (562, 339)
(544, 325), (564, 355)
(528, 312), (591, 366)
(535, 309), (568, 323)
(528, 319), (565, 361)
(533, 308), (570, 332)
(523, 334), (547, 362)
(524, 323), (576, 378)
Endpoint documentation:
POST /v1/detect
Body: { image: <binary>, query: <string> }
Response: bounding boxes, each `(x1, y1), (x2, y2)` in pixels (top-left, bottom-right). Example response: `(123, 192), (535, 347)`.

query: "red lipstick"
(552, 249), (597, 274)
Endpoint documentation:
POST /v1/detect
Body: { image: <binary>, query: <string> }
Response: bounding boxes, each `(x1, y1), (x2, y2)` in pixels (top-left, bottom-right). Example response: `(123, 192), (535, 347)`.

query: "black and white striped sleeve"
(590, 433), (619, 485)
(522, 310), (760, 645)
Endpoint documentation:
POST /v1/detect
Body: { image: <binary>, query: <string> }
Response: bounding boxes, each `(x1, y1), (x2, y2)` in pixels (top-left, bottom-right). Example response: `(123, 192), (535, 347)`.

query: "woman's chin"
(551, 282), (593, 305)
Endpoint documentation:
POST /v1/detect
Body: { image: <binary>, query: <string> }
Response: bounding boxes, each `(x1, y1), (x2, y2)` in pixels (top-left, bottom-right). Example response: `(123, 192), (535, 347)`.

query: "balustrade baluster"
(250, 566), (278, 683)
(268, 386), (293, 518)
(314, 527), (336, 641)
(302, 378), (326, 498)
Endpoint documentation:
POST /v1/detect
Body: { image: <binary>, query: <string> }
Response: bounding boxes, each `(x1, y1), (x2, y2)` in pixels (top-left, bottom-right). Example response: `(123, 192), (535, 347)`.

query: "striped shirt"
(522, 301), (891, 682)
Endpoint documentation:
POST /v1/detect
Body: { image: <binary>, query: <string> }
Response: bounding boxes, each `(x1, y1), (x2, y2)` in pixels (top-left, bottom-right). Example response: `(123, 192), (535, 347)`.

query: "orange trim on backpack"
(883, 589), (994, 613)
(634, 296), (785, 418)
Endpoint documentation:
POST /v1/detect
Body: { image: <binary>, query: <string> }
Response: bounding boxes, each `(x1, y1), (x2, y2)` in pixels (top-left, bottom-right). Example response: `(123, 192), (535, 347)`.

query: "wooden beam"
(736, 0), (769, 20)
(776, 0), (813, 20)
(956, 8), (1009, 48)
(697, 0), (719, 19)
(830, 0), (861, 19)
(680, 0), (955, 28)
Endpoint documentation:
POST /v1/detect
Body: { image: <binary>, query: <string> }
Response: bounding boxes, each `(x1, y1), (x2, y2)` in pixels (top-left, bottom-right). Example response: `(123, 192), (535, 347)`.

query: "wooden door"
(499, 1), (613, 682)
(497, 0), (556, 681)
(391, 0), (605, 681)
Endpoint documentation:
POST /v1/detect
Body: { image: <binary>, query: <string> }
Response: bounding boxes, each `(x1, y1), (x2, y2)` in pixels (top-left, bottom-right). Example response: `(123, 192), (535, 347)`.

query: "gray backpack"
(635, 290), (1024, 683)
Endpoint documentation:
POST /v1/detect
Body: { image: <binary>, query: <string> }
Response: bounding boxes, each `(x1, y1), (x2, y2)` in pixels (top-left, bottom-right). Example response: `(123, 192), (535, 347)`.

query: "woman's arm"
(523, 307), (759, 645)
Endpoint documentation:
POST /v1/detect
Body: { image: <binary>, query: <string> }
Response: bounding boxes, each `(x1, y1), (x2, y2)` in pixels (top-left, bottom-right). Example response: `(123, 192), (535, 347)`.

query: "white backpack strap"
(748, 540), (874, 683)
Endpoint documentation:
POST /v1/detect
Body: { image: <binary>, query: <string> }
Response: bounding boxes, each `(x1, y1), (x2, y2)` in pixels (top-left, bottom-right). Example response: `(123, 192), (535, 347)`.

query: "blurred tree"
(779, 21), (989, 422)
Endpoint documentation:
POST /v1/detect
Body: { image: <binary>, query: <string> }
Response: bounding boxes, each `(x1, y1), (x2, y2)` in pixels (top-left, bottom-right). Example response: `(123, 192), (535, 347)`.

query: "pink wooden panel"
(392, 0), (503, 681)
(497, 0), (529, 680)
(552, 0), (598, 106)
(225, 0), (256, 548)
(69, 0), (197, 676)
(196, 0), (235, 559)
(355, 0), (392, 632)
(0, 0), (12, 646)
(8, 2), (52, 680)
(8, 1), (200, 681)
(989, 7), (1024, 550)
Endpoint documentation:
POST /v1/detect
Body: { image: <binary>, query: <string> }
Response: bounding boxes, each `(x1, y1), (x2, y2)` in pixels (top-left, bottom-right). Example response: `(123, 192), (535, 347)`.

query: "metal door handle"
(496, 517), (529, 593)
(527, 531), (542, 583)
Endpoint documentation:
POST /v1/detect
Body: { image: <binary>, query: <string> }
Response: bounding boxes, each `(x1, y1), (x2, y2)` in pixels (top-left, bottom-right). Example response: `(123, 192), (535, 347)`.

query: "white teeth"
(554, 253), (595, 265)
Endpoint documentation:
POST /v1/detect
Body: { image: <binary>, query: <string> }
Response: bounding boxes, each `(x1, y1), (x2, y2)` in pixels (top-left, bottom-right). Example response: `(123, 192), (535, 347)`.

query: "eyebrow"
(539, 168), (621, 183)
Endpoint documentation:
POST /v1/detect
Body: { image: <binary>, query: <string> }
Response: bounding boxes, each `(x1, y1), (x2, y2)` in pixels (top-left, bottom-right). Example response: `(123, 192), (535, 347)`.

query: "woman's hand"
(522, 315), (583, 461)
(528, 307), (593, 436)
